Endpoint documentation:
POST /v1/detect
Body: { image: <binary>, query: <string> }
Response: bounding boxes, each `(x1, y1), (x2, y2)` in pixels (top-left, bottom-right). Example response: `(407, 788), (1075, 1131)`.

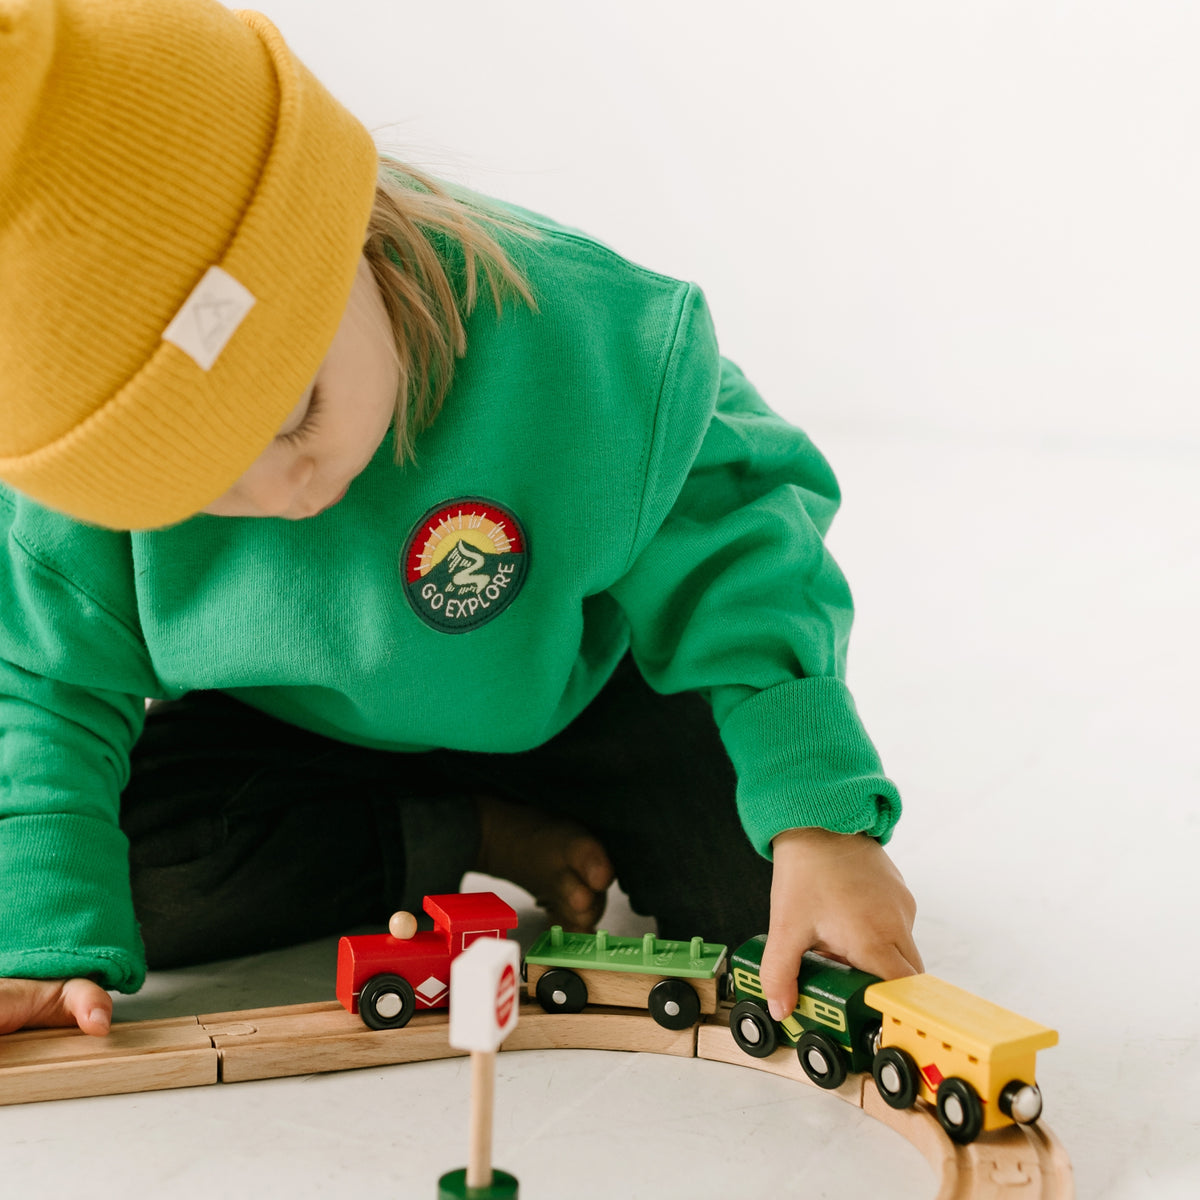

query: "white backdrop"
(272, 0), (1200, 448)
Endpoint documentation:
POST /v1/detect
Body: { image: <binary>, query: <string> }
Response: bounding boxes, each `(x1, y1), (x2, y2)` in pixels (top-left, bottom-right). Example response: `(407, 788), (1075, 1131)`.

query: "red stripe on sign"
(495, 964), (516, 1028)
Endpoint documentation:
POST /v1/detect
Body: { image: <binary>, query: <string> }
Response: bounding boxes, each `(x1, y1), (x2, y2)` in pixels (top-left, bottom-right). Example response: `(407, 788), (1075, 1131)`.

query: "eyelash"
(279, 384), (324, 446)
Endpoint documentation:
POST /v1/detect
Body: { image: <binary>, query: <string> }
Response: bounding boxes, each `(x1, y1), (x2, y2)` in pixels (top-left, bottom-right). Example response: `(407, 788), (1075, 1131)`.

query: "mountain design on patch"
(432, 541), (504, 599)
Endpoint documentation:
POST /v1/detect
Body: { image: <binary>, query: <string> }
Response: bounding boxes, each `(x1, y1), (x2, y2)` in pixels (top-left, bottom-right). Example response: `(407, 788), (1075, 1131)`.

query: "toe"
(568, 835), (615, 893)
(550, 869), (606, 932)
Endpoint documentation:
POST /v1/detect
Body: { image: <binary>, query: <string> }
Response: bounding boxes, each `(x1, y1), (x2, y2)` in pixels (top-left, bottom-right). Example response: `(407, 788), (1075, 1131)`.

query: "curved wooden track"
(0, 998), (1073, 1199)
(862, 1085), (1074, 1200)
(695, 1011), (1074, 1200)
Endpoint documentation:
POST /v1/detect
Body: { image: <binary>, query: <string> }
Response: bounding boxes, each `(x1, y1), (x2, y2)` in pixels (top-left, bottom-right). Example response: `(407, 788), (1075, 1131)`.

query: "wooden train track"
(0, 998), (1074, 1199)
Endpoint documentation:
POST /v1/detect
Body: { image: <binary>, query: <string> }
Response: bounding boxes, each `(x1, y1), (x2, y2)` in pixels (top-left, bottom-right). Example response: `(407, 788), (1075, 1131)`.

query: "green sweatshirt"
(0, 197), (901, 993)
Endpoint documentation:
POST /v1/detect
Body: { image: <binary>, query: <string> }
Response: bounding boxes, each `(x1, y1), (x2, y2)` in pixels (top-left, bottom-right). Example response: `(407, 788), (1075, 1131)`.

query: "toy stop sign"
(448, 938), (522, 1052)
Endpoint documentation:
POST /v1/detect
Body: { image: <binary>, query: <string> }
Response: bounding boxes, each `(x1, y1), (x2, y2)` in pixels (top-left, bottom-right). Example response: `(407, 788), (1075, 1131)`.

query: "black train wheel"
(535, 967), (588, 1013)
(359, 973), (416, 1031)
(796, 1030), (848, 1090)
(872, 1046), (920, 1109)
(647, 979), (701, 1030)
(937, 1077), (985, 1144)
(729, 999), (777, 1058)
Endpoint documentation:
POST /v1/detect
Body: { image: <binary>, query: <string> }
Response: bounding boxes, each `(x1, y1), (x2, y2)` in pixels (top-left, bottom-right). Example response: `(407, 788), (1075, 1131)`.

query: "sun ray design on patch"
(415, 510), (514, 576)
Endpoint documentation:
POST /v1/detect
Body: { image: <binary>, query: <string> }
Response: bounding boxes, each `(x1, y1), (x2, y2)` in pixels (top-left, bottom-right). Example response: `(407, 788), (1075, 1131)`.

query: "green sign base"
(437, 1167), (519, 1199)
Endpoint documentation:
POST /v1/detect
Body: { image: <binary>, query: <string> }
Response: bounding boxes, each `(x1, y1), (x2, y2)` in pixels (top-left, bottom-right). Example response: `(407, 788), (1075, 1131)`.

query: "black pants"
(119, 654), (771, 968)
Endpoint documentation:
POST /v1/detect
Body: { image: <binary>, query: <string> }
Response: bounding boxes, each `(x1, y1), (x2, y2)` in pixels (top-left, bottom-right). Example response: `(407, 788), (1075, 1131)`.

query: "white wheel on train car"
(358, 973), (416, 1031)
(999, 1079), (1044, 1124)
(535, 967), (588, 1014)
(936, 1076), (985, 1144)
(729, 999), (777, 1059)
(872, 1045), (920, 1109)
(647, 979), (700, 1030)
(796, 1030), (847, 1090)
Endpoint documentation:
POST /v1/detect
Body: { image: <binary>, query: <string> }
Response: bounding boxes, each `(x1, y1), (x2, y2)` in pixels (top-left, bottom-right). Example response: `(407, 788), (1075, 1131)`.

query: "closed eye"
(278, 382), (325, 446)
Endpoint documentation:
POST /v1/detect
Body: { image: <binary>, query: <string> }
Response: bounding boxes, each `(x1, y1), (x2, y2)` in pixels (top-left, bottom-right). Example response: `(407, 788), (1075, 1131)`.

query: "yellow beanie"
(0, 0), (379, 530)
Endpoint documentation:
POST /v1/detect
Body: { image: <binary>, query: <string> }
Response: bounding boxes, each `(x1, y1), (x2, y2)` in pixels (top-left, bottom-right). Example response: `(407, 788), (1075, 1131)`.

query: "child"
(0, 0), (921, 1038)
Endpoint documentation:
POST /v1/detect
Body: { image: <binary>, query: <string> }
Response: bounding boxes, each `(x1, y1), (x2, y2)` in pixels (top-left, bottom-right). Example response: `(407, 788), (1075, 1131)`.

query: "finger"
(899, 930), (925, 974)
(0, 977), (104, 1036)
(878, 915), (924, 975)
(759, 922), (815, 1022)
(852, 941), (922, 982)
(61, 978), (112, 1037)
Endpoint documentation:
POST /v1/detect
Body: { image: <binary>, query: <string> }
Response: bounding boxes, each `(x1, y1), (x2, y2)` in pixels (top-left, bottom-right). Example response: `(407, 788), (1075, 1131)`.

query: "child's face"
(200, 254), (400, 520)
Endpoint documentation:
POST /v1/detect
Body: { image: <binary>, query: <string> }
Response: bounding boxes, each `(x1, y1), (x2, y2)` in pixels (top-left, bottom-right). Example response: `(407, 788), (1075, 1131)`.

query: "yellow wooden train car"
(863, 974), (1058, 1143)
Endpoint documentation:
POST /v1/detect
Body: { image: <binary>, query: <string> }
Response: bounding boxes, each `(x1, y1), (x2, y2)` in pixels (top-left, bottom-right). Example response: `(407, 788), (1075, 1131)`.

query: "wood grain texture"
(503, 1002), (696, 1057)
(695, 1016), (866, 1106)
(861, 1077), (1076, 1200)
(0, 1017), (215, 1106)
(199, 1002), (466, 1083)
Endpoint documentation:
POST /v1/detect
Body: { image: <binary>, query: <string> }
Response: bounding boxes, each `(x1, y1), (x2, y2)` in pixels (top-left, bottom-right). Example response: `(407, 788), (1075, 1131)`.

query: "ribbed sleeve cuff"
(0, 814), (146, 992)
(718, 677), (903, 858)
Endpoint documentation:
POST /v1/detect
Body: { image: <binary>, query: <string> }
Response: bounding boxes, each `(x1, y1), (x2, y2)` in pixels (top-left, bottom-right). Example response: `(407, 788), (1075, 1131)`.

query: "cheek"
(238, 445), (317, 498)
(332, 406), (389, 464)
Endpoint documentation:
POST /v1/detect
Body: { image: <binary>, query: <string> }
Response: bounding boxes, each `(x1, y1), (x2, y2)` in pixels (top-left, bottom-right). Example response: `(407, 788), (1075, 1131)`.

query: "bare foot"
(475, 796), (615, 931)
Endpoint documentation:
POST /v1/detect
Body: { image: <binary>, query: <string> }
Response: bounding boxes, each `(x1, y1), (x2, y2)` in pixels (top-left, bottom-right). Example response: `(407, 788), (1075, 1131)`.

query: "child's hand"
(759, 827), (922, 1021)
(0, 977), (112, 1037)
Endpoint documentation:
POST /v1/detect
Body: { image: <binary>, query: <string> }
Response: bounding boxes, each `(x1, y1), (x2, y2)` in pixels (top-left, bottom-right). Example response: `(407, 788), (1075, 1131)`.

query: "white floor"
(4, 428), (1198, 1199)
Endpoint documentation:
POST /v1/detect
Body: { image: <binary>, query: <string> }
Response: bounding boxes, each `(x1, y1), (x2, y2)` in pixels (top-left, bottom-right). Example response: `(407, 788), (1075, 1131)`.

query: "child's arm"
(758, 827), (922, 1020)
(1, 487), (156, 1016)
(0, 976), (112, 1037)
(608, 287), (912, 971)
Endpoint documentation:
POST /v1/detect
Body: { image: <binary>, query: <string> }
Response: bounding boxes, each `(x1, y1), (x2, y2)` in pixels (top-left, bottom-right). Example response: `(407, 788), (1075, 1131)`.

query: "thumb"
(60, 978), (112, 1036)
(0, 977), (109, 1037)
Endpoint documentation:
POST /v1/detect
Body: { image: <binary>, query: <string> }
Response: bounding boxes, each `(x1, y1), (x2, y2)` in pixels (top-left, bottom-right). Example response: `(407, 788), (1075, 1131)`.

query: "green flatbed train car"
(728, 935), (882, 1089)
(524, 926), (728, 1030)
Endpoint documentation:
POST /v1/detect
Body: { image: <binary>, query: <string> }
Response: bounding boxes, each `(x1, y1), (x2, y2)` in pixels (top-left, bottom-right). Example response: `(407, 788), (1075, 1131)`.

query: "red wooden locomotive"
(336, 892), (519, 1030)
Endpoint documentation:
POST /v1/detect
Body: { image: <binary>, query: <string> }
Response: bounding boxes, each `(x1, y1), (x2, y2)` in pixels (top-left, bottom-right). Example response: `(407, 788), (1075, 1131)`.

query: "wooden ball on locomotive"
(388, 910), (418, 940)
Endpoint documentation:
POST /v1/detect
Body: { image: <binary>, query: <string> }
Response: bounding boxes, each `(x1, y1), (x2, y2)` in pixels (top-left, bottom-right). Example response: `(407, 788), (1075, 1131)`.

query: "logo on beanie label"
(402, 498), (529, 633)
(162, 266), (257, 370)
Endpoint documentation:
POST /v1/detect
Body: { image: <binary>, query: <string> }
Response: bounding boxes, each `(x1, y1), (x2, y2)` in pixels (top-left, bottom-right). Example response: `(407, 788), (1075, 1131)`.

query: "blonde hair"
(361, 153), (544, 464)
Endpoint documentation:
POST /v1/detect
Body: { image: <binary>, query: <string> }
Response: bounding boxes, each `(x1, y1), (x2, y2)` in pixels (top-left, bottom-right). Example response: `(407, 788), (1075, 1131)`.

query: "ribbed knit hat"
(0, 0), (379, 530)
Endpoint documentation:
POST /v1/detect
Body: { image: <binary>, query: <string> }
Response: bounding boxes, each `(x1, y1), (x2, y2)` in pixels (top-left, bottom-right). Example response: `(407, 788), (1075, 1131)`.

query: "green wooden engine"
(727, 935), (881, 1089)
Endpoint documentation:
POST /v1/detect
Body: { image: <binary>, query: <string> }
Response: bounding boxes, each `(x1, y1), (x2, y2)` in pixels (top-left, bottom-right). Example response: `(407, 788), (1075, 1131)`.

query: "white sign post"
(438, 938), (521, 1200)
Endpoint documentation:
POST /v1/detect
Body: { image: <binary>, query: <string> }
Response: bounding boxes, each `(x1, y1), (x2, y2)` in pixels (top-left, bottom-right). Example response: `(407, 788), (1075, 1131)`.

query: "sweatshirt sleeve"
(0, 488), (156, 992)
(607, 284), (902, 858)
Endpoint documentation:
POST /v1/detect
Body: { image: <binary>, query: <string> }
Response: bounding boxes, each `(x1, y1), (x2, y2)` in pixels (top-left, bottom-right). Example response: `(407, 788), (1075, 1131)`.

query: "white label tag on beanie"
(162, 265), (257, 371)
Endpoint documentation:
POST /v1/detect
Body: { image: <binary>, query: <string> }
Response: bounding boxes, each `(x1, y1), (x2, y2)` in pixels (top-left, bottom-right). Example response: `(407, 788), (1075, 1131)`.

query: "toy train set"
(336, 892), (1058, 1146)
(1, 888), (1071, 1197)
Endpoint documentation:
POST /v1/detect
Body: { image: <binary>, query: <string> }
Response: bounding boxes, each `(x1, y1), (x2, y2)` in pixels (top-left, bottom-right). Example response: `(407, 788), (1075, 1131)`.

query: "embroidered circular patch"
(401, 497), (529, 633)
